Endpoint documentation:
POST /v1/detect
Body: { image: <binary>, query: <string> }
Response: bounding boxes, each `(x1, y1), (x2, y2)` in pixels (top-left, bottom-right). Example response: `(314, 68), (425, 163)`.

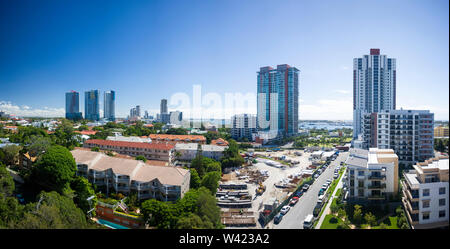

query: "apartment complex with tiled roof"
(72, 149), (190, 201)
(146, 134), (206, 144)
(83, 139), (174, 163)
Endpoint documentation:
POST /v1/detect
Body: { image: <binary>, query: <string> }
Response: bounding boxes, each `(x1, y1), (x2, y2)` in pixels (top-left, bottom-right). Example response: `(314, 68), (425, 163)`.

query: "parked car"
(303, 214), (315, 229)
(280, 205), (291, 215)
(333, 173), (339, 179)
(326, 179), (333, 185)
(314, 174), (319, 179)
(318, 188), (325, 196)
(302, 184), (310, 192)
(295, 191), (303, 197)
(290, 196), (299, 206)
(322, 183), (328, 189)
(274, 213), (283, 224)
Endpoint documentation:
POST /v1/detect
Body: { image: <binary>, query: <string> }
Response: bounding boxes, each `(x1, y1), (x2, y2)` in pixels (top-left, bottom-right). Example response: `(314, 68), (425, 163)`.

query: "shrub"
(395, 206), (403, 217)
(329, 217), (338, 224)
(91, 147), (100, 152)
(336, 224), (347, 229)
(379, 223), (388, 229)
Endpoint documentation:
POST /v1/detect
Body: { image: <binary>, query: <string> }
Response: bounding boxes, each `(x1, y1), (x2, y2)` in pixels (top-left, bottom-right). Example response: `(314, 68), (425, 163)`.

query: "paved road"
(272, 151), (349, 229)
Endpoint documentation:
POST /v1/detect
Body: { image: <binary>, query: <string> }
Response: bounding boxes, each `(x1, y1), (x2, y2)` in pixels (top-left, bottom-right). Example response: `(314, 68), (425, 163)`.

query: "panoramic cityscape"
(0, 0), (448, 242)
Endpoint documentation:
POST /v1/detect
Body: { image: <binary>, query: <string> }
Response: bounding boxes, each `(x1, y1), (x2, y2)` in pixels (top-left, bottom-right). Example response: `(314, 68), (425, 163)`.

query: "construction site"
(219, 149), (318, 228)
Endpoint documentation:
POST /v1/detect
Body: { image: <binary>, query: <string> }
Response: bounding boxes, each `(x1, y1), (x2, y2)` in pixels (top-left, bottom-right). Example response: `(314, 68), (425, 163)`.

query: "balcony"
(367, 194), (385, 200)
(114, 177), (130, 184)
(368, 175), (386, 180)
(368, 183), (386, 189)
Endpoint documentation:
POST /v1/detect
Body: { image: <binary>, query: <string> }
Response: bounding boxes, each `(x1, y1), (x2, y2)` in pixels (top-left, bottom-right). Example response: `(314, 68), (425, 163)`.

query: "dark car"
(295, 191), (303, 197)
(274, 213), (283, 224)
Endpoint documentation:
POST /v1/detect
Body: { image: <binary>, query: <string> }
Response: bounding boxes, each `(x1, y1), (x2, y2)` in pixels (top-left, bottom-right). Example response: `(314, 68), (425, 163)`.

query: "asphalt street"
(272, 151), (349, 229)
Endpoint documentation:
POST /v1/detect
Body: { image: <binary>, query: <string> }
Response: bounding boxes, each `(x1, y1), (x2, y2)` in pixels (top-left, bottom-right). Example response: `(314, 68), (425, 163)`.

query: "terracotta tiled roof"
(144, 124), (154, 127)
(211, 138), (229, 146)
(75, 130), (98, 135)
(85, 139), (174, 150)
(147, 134), (206, 142)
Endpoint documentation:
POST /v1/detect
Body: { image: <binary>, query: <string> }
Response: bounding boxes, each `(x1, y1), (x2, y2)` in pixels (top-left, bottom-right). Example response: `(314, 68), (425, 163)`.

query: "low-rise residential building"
(71, 149), (190, 201)
(83, 139), (174, 163)
(345, 148), (398, 203)
(174, 143), (228, 163)
(402, 156), (449, 229)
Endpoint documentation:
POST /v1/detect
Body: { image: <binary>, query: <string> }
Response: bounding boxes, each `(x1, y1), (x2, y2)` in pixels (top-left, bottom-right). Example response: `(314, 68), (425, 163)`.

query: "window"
(422, 189), (430, 197)
(422, 200), (430, 208)
(439, 198), (446, 206)
(422, 213), (430, 220)
(439, 187), (446, 195)
(358, 171), (365, 176)
(439, 210), (446, 218)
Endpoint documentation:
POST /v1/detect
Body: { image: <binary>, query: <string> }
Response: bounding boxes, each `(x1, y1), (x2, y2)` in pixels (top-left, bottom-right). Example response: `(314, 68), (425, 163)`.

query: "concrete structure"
(402, 156), (449, 229)
(353, 49), (396, 140)
(345, 148), (398, 202)
(85, 90), (100, 121)
(160, 99), (168, 115)
(129, 105), (141, 119)
(257, 64), (299, 141)
(72, 149), (190, 201)
(231, 114), (257, 141)
(65, 91), (82, 120)
(103, 90), (115, 121)
(83, 139), (174, 163)
(434, 126), (449, 138)
(174, 143), (228, 162)
(361, 109), (434, 167)
(106, 135), (152, 143)
(169, 111), (183, 125)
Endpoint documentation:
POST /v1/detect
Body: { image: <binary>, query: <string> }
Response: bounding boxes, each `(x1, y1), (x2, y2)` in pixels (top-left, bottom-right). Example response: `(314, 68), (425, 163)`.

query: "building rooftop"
(146, 134), (206, 142)
(106, 135), (152, 143)
(84, 139), (174, 150)
(201, 144), (227, 152)
(175, 143), (199, 150)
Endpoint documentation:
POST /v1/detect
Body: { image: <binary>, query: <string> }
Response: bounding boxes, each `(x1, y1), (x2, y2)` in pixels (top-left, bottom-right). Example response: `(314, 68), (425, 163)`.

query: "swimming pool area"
(96, 219), (130, 229)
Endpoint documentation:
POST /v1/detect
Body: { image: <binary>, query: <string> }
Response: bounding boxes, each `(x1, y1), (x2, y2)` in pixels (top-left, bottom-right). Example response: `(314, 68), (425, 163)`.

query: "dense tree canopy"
(70, 176), (97, 215)
(32, 145), (77, 194)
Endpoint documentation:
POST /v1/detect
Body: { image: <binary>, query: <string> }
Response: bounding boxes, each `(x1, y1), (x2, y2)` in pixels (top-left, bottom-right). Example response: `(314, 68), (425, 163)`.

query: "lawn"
(371, 216), (399, 229)
(320, 214), (348, 229)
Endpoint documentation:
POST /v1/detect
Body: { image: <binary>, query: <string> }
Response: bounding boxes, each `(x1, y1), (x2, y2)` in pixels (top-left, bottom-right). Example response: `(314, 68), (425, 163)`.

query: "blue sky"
(0, 0), (448, 120)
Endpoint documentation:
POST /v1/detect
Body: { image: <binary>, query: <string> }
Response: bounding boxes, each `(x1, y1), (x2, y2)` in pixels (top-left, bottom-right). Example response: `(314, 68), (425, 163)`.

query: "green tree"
(27, 136), (52, 157)
(135, 155), (147, 162)
(353, 204), (363, 225)
(196, 187), (222, 228)
(0, 144), (22, 166)
(176, 213), (214, 229)
(31, 145), (77, 194)
(189, 168), (201, 189)
(91, 147), (100, 152)
(14, 191), (92, 229)
(141, 199), (176, 229)
(0, 193), (24, 228)
(221, 139), (244, 170)
(70, 176), (97, 216)
(200, 171), (221, 195)
(364, 212), (377, 227)
(0, 162), (15, 196)
(379, 223), (388, 229)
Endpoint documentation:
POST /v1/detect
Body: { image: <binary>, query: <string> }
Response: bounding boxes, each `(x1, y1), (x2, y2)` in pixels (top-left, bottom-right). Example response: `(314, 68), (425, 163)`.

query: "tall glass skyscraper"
(353, 49), (396, 139)
(85, 90), (100, 121)
(257, 64), (299, 138)
(65, 91), (82, 120)
(104, 90), (115, 121)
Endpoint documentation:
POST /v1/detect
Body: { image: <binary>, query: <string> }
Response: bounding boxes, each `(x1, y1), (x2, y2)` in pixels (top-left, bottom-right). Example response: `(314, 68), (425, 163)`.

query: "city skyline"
(0, 0), (448, 120)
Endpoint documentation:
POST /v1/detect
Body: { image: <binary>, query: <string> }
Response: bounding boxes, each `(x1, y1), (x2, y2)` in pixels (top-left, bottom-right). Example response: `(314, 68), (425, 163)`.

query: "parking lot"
(269, 151), (349, 229)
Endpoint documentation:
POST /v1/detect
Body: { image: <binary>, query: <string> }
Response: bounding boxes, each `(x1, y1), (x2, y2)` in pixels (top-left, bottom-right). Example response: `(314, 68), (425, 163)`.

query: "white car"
(326, 179), (333, 184)
(280, 205), (291, 215)
(333, 173), (339, 179)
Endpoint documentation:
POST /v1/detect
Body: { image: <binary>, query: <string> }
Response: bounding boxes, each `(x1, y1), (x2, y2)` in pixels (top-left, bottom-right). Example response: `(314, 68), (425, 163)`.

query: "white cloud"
(335, 90), (350, 94)
(340, 66), (350, 70)
(0, 101), (64, 117)
(300, 98), (353, 120)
